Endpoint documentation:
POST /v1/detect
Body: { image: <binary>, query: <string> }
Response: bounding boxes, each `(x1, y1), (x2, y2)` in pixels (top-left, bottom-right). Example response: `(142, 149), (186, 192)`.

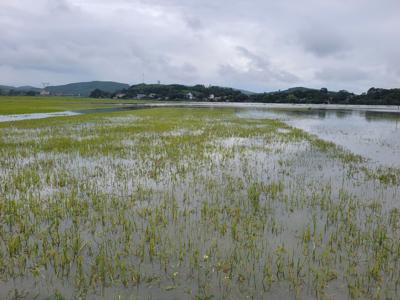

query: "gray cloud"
(315, 67), (369, 82)
(184, 16), (203, 31)
(0, 0), (400, 92)
(298, 26), (349, 58)
(218, 46), (298, 90)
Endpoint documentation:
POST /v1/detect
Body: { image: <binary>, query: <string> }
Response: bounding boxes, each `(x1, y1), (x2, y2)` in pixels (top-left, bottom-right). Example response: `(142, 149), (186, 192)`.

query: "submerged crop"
(0, 106), (399, 299)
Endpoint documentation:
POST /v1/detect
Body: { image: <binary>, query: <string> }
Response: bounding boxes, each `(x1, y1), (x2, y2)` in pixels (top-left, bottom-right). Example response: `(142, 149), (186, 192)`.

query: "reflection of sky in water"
(237, 108), (400, 167)
(0, 111), (81, 122)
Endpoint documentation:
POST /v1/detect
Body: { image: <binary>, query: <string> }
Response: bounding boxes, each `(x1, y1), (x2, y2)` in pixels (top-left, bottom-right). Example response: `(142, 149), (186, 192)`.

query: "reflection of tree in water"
(335, 110), (353, 119)
(280, 108), (327, 119)
(364, 111), (400, 123)
(317, 110), (327, 119)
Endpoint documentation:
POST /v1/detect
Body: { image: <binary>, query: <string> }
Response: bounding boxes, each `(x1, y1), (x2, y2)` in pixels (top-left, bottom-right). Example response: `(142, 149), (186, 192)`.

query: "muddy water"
(0, 111), (81, 122)
(237, 107), (400, 167)
(1, 105), (400, 299)
(3, 102), (400, 168)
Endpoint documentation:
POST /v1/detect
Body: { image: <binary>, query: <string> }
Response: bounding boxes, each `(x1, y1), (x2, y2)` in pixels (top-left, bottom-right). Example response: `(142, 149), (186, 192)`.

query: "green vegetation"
(0, 85), (41, 94)
(91, 83), (400, 105)
(2, 82), (400, 105)
(0, 105), (399, 299)
(251, 87), (400, 105)
(0, 96), (139, 115)
(47, 81), (129, 97)
(0, 81), (129, 97)
(112, 83), (246, 102)
(90, 88), (113, 99)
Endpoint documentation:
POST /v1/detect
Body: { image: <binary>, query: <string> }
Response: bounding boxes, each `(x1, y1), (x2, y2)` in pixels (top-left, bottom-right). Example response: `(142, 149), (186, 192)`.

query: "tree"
(26, 91), (37, 96)
(320, 87), (328, 94)
(90, 89), (110, 98)
(287, 94), (297, 103)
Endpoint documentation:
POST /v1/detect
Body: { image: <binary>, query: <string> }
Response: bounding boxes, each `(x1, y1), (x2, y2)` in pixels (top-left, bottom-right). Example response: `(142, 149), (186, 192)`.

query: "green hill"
(47, 81), (129, 96)
(0, 85), (40, 92)
(112, 83), (248, 102)
(0, 85), (15, 91)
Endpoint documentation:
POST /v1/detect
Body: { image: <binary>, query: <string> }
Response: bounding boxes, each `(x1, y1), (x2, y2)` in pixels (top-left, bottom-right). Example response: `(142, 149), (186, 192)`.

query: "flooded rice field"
(0, 111), (82, 122)
(237, 107), (400, 168)
(0, 106), (400, 299)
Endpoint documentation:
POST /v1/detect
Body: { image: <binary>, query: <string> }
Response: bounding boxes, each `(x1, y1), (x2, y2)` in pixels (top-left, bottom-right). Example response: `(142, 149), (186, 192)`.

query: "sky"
(0, 0), (399, 93)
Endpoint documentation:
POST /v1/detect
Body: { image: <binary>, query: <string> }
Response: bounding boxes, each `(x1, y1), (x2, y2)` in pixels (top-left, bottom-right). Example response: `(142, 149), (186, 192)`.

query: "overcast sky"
(1, 0), (399, 93)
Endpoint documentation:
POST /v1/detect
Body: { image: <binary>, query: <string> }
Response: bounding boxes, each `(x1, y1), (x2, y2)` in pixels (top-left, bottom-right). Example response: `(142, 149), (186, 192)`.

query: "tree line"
(0, 89), (39, 96)
(1, 83), (399, 106)
(90, 84), (400, 106)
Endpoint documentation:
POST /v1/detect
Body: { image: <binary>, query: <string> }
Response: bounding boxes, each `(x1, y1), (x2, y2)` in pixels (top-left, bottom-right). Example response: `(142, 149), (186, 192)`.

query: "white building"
(40, 90), (50, 96)
(186, 92), (194, 100)
(114, 93), (126, 99)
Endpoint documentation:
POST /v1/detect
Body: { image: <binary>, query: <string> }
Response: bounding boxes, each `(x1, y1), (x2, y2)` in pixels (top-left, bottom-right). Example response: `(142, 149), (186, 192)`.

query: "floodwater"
(0, 111), (81, 122)
(0, 106), (150, 122)
(1, 104), (400, 299)
(2, 102), (400, 167)
(237, 107), (400, 167)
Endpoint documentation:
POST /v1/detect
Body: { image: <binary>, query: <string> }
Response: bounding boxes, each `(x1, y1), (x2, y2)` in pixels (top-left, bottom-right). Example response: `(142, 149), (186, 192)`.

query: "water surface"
(0, 111), (81, 122)
(237, 108), (400, 167)
(3, 102), (400, 168)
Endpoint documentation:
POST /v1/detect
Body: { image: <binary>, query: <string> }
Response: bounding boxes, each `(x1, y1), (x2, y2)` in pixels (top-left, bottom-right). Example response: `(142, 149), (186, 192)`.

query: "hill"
(92, 83), (400, 105)
(1, 81), (399, 105)
(250, 87), (400, 105)
(15, 86), (41, 92)
(235, 88), (256, 96)
(47, 81), (129, 96)
(105, 83), (249, 102)
(0, 85), (15, 91)
(0, 81), (128, 96)
(0, 85), (40, 92)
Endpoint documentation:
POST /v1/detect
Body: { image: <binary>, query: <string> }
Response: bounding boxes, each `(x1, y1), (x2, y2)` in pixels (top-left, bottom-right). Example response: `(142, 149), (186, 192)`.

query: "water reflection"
(0, 111), (81, 122)
(237, 108), (400, 167)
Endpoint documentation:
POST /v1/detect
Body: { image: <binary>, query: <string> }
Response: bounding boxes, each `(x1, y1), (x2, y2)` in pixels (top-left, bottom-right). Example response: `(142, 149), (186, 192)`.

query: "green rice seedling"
(0, 104), (399, 299)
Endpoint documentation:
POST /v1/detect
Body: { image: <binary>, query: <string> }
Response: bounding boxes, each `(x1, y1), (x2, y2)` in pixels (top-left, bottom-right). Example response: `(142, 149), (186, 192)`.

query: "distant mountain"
(47, 81), (130, 96)
(235, 89), (256, 96)
(16, 86), (41, 92)
(0, 85), (40, 92)
(0, 85), (14, 91)
(1, 81), (399, 105)
(0, 81), (129, 96)
(284, 87), (317, 93)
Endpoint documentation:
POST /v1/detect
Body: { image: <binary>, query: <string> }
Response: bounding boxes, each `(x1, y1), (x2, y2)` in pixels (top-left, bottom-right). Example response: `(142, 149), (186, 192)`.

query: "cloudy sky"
(1, 0), (399, 93)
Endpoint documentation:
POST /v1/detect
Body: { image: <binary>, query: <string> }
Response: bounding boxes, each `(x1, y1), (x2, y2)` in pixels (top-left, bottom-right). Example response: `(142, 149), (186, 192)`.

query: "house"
(136, 94), (146, 99)
(114, 93), (126, 99)
(40, 90), (50, 96)
(209, 94), (215, 100)
(186, 92), (194, 100)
